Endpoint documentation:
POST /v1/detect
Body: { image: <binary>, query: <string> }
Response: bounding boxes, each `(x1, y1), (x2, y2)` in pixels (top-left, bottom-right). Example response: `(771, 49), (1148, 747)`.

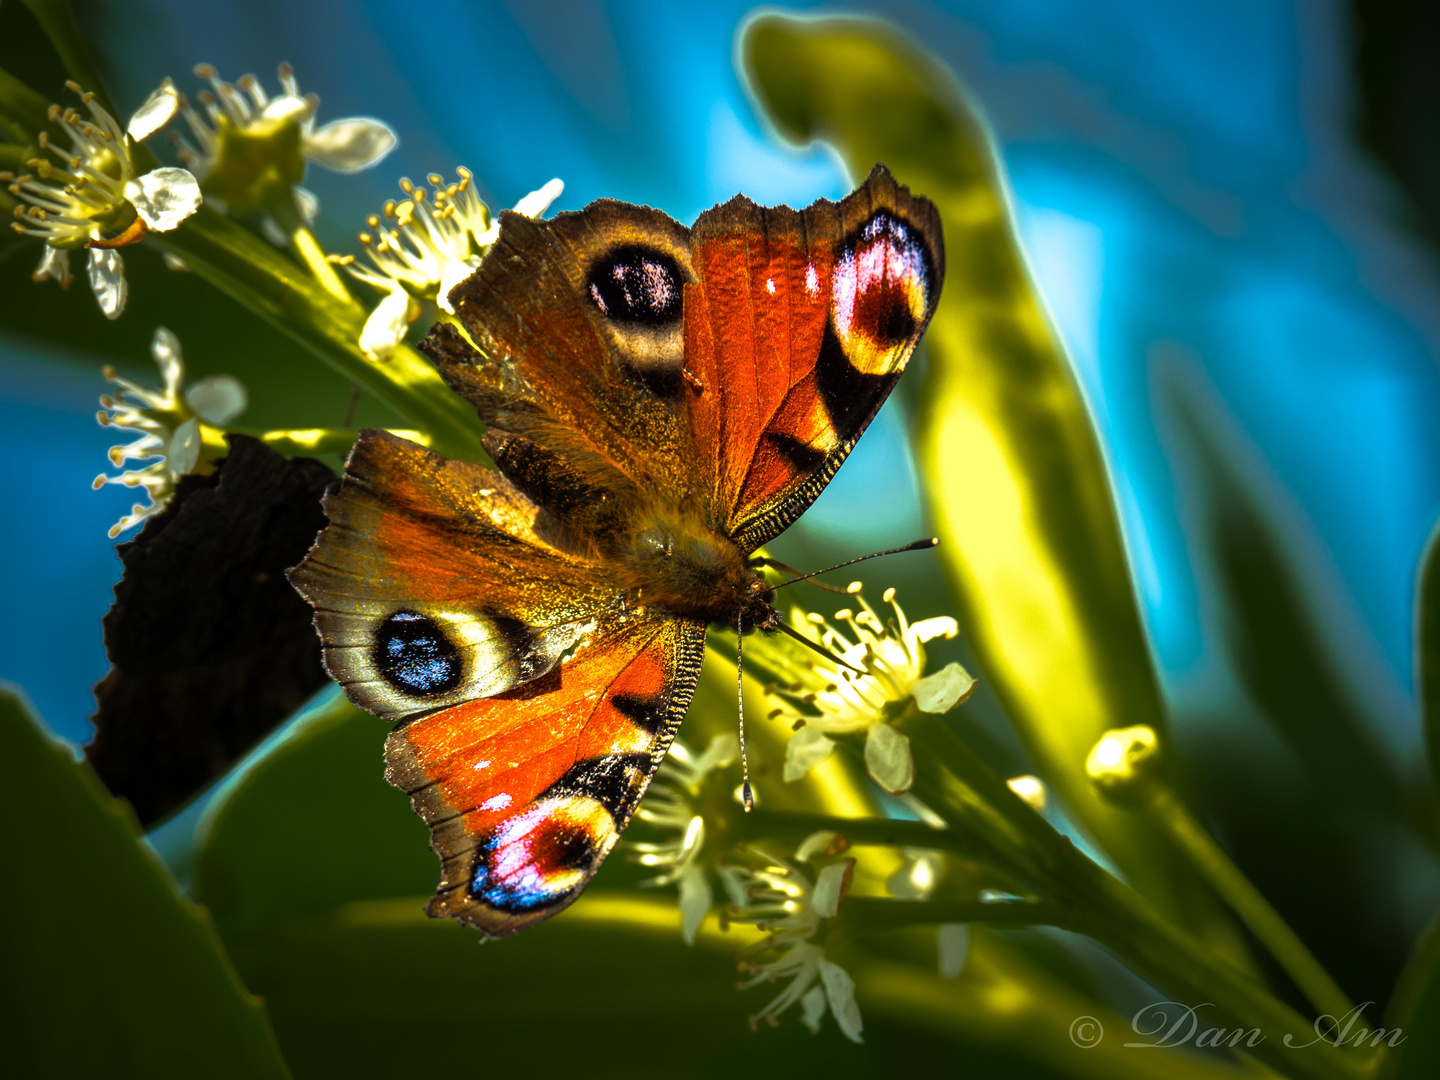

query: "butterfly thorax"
(613, 506), (776, 629)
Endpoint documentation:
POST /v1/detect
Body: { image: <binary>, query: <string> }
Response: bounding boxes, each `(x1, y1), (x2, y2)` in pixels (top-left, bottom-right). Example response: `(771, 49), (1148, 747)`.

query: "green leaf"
(198, 669), (1226, 1080)
(17, 0), (113, 117)
(192, 685), (1025, 1077)
(1381, 909), (1440, 1079)
(739, 14), (1222, 936)
(0, 687), (290, 1079)
(195, 694), (436, 931)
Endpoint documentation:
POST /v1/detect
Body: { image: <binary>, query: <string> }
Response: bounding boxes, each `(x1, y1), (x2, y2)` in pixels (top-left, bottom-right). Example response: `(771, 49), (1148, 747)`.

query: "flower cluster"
(94, 327), (247, 537)
(173, 62), (396, 223)
(336, 171), (563, 359)
(727, 840), (863, 1042)
(766, 588), (976, 794)
(5, 81), (200, 317)
(629, 733), (740, 943)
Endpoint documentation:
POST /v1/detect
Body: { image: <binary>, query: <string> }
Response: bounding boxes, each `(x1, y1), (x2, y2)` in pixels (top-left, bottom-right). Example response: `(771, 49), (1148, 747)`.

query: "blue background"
(3, 0), (1437, 791)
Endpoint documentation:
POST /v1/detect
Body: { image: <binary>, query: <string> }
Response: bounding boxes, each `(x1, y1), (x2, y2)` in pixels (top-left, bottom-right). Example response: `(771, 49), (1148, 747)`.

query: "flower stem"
(290, 224), (352, 303)
(840, 895), (1070, 930)
(899, 714), (1367, 1080)
(17, 0), (114, 117)
(732, 807), (971, 853)
(1145, 784), (1355, 1023)
(150, 207), (487, 464)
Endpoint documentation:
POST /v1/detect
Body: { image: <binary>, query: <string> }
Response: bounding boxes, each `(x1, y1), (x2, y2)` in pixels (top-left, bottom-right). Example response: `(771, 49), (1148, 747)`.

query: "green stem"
(1147, 785), (1355, 1023)
(290, 224), (352, 303)
(0, 63), (51, 134)
(840, 895), (1069, 930)
(151, 207), (487, 464)
(17, 0), (114, 117)
(269, 191), (353, 303)
(732, 807), (972, 854)
(901, 715), (1367, 1080)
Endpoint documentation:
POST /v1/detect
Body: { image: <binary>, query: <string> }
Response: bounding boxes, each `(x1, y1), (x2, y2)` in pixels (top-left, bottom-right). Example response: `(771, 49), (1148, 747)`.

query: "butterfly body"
(290, 166), (943, 936)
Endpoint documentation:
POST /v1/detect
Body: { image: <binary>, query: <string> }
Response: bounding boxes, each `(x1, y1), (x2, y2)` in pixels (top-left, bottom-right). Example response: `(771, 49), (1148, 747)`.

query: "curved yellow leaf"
(740, 13), (1230, 937)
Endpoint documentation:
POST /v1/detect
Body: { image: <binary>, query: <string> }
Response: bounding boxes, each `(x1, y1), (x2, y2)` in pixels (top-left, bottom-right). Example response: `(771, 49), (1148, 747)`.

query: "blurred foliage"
(1157, 368), (1432, 1012)
(3, 3), (1439, 1078)
(0, 689), (289, 1079)
(191, 675), (1240, 1080)
(1383, 912), (1440, 1079)
(1349, 0), (1440, 245)
(740, 13), (1234, 948)
(1421, 530), (1440, 795)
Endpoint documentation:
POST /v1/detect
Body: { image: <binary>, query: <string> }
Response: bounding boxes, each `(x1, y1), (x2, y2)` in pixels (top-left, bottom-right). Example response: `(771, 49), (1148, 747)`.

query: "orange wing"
(425, 166), (943, 554)
(683, 165), (944, 549)
(385, 612), (706, 936)
(289, 430), (619, 720)
(292, 167), (944, 940)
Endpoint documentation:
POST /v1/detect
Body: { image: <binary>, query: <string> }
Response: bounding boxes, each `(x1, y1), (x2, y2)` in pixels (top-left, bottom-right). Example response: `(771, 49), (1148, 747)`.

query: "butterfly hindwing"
(288, 430), (618, 720)
(384, 613), (707, 936)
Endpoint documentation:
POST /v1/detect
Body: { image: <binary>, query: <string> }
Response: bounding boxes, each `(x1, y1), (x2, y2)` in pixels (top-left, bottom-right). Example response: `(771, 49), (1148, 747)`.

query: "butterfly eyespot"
(830, 210), (931, 374)
(470, 795), (616, 913)
(587, 246), (684, 325)
(373, 610), (463, 697)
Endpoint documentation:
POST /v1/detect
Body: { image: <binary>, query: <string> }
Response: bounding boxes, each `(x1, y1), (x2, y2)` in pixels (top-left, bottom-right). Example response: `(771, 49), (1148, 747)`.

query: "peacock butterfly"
(289, 164), (944, 937)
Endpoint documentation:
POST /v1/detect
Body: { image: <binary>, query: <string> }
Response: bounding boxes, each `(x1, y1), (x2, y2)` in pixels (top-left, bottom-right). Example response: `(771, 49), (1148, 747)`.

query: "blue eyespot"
(374, 610), (462, 696)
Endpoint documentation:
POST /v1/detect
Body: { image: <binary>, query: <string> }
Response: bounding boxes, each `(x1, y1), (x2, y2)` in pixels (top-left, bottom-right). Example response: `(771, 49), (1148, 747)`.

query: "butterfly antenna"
(736, 613), (754, 812)
(751, 556), (852, 594)
(773, 617), (864, 675)
(770, 537), (939, 591)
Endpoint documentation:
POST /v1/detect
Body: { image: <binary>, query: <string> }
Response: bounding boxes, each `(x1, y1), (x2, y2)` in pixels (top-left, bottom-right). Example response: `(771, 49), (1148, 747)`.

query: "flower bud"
(1085, 725), (1162, 804)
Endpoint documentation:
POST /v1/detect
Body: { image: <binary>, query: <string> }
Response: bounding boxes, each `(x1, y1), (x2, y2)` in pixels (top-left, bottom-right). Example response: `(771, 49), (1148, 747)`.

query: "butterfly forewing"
(289, 431), (616, 720)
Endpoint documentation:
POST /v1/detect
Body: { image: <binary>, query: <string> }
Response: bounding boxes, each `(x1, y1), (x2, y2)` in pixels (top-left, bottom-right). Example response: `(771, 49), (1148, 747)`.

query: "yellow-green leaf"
(740, 14), (1222, 934)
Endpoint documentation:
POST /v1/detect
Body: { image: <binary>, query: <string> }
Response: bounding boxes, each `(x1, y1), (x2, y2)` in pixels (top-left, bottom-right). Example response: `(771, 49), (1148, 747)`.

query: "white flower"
(730, 839), (863, 1042)
(336, 171), (563, 360)
(768, 588), (976, 794)
(94, 327), (247, 537)
(171, 63), (395, 220)
(5, 81), (199, 318)
(628, 733), (739, 944)
(179, 62), (396, 179)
